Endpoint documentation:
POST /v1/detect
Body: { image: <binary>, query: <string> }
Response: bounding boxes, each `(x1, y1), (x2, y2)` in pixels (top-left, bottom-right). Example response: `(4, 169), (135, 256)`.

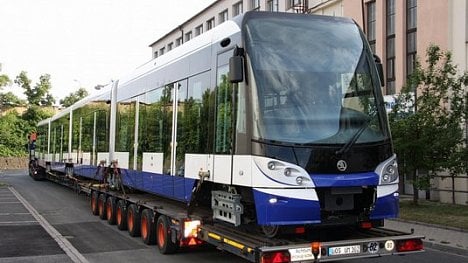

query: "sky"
(0, 0), (215, 102)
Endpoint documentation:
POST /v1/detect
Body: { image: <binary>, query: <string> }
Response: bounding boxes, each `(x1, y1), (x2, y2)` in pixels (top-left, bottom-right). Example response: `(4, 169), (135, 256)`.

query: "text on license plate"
(289, 247), (315, 261)
(328, 245), (361, 256)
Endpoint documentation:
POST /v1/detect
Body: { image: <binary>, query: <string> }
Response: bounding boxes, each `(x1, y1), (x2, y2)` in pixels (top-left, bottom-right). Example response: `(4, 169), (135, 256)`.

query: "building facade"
(150, 0), (309, 59)
(149, 0), (468, 204)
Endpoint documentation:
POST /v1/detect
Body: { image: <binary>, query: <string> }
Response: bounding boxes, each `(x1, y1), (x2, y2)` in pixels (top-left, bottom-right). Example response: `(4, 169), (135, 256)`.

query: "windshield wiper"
(335, 117), (371, 156)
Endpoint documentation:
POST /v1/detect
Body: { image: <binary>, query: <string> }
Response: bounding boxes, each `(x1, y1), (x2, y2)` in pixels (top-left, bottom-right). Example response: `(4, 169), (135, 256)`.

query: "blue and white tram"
(35, 11), (399, 234)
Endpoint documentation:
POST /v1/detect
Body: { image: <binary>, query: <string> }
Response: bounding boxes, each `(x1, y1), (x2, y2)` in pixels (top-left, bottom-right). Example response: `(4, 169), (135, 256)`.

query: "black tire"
(29, 161), (43, 181)
(156, 215), (179, 254)
(116, 200), (128, 230)
(98, 193), (107, 220)
(141, 209), (156, 245)
(91, 191), (99, 215)
(127, 204), (141, 237)
(106, 196), (117, 225)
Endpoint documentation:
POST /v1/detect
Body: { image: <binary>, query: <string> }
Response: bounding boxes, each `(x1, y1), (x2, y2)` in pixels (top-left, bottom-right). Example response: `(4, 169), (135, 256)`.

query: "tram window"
(186, 71), (214, 154)
(116, 98), (137, 169)
(138, 88), (166, 154)
(95, 109), (109, 152)
(216, 64), (233, 154)
(138, 87), (170, 172)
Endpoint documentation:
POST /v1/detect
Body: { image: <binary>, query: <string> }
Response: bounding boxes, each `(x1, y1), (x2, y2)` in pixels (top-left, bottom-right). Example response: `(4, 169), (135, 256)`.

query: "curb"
(389, 219), (468, 257)
(391, 218), (468, 233)
(422, 240), (468, 257)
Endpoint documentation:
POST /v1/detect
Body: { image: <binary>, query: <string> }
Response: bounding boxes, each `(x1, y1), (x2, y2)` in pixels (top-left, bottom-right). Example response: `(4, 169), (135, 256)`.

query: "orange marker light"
(311, 242), (321, 255)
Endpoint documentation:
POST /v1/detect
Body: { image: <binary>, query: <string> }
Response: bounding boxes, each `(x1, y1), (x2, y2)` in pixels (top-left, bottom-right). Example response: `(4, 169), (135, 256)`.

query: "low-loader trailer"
(28, 159), (424, 263)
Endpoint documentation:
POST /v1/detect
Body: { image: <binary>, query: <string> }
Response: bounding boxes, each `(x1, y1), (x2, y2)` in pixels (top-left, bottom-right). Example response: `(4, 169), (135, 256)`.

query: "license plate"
(289, 247), (315, 261)
(328, 245), (361, 256)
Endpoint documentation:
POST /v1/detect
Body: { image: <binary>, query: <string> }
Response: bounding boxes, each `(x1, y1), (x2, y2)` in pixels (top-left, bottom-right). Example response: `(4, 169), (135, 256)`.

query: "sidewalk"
(385, 219), (468, 256)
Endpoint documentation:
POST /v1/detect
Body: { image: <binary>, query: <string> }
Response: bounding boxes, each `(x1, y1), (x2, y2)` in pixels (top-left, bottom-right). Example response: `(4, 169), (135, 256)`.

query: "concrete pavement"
(385, 219), (468, 257)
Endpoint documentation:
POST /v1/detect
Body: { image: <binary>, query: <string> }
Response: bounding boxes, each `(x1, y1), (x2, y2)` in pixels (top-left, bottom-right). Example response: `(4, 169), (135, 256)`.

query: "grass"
(399, 199), (468, 230)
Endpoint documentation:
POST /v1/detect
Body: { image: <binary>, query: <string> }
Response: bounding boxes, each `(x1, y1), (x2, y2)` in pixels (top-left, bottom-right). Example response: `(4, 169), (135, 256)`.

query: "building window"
(267, 0), (279, 11)
(176, 37), (183, 47)
(250, 0), (260, 10)
(406, 0), (417, 77)
(167, 42), (173, 51)
(219, 9), (228, 24)
(386, 0), (396, 94)
(185, 31), (192, 42)
(195, 25), (204, 36)
(233, 1), (243, 16)
(206, 17), (215, 31)
(366, 1), (376, 53)
(287, 0), (303, 10)
(153, 51), (158, 59)
(159, 47), (165, 56)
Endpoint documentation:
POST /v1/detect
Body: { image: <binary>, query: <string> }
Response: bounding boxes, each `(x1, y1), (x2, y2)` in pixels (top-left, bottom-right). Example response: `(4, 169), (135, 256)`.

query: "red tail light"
(359, 221), (373, 229)
(295, 227), (305, 234)
(261, 251), (290, 263)
(396, 239), (424, 252)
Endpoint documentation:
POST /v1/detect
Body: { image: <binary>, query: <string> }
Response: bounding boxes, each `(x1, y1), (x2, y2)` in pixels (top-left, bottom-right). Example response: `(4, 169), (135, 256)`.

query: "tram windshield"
(244, 13), (390, 146)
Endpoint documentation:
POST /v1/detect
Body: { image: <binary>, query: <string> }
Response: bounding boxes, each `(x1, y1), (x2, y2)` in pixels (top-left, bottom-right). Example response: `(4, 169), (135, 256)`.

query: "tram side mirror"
(374, 54), (385, 87)
(229, 47), (244, 83)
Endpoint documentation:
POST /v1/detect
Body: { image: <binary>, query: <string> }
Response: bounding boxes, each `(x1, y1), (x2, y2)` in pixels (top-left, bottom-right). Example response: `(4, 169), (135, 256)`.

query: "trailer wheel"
(156, 215), (179, 254)
(98, 194), (107, 220)
(106, 197), (117, 225)
(141, 209), (156, 245)
(116, 200), (128, 230)
(91, 191), (99, 215)
(127, 204), (141, 237)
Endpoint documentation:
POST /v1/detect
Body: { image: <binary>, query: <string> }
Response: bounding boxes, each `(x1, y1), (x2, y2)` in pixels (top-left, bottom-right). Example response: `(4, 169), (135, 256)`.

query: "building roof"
(148, 0), (219, 47)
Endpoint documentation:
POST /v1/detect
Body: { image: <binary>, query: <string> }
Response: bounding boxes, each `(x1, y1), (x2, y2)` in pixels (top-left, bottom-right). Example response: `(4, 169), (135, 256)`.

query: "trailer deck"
(40, 170), (424, 263)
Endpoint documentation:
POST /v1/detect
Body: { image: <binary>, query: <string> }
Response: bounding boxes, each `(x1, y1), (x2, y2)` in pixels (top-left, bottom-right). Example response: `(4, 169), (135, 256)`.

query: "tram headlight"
(254, 157), (315, 187)
(296, 176), (303, 185)
(267, 161), (276, 170)
(381, 159), (399, 184)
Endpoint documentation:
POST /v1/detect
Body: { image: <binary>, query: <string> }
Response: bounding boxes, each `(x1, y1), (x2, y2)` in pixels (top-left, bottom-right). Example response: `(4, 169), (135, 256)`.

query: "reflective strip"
(208, 232), (253, 253)
(208, 232), (222, 240)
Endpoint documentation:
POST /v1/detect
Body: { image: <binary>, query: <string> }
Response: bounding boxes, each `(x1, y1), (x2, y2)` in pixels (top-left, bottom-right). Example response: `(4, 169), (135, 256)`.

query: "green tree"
(0, 111), (29, 157)
(59, 87), (89, 107)
(0, 74), (11, 88)
(389, 45), (468, 205)
(15, 71), (55, 106)
(0, 92), (27, 108)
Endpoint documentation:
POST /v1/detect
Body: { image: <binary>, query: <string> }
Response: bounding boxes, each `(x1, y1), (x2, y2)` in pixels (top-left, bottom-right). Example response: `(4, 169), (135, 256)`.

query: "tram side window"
(138, 88), (167, 170)
(184, 71), (213, 154)
(72, 108), (83, 164)
(59, 117), (70, 162)
(95, 109), (109, 153)
(81, 112), (94, 165)
(36, 125), (45, 159)
(116, 98), (136, 169)
(50, 124), (57, 162)
(51, 121), (64, 162)
(216, 64), (233, 154)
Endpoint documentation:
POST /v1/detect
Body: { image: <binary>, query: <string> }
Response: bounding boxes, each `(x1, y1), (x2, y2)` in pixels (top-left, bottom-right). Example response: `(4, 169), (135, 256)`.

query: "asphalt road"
(0, 170), (467, 263)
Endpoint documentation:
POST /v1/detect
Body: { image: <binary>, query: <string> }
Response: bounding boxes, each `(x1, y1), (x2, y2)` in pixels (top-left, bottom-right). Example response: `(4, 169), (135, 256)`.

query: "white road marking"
(0, 220), (39, 225)
(8, 186), (89, 263)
